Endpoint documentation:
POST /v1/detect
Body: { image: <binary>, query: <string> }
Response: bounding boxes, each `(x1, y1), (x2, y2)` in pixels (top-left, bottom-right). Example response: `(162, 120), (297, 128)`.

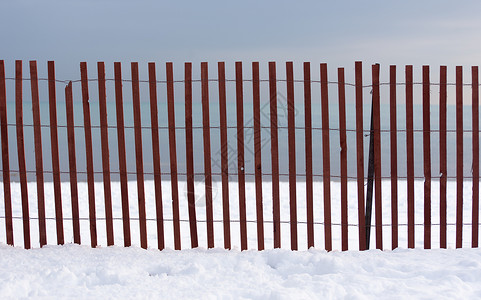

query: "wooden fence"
(0, 60), (479, 251)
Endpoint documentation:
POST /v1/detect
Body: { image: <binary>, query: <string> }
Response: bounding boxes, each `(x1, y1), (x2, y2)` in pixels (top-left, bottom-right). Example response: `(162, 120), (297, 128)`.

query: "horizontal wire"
(0, 215), (476, 228)
(4, 77), (481, 87)
(0, 169), (476, 180)
(3, 123), (477, 133)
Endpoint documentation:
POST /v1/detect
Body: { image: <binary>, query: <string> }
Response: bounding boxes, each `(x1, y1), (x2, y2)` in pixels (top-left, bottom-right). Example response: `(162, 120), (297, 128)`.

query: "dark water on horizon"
(1, 79), (478, 183)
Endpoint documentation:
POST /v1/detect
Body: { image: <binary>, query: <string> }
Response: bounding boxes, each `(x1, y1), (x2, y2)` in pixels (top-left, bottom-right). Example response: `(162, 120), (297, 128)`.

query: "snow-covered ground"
(0, 180), (478, 250)
(1, 180), (481, 298)
(1, 244), (481, 299)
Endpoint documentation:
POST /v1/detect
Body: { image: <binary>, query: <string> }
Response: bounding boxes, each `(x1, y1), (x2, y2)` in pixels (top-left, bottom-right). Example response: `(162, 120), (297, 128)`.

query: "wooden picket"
(65, 81), (80, 245)
(96, 62), (114, 245)
(201, 62), (214, 248)
(405, 65), (415, 249)
(269, 62), (281, 248)
(472, 66), (479, 248)
(114, 62), (131, 247)
(338, 67), (348, 251)
(131, 62), (147, 249)
(148, 62), (165, 250)
(303, 62), (314, 249)
(390, 65), (398, 250)
(456, 66), (463, 248)
(0, 61), (13, 246)
(439, 66), (447, 248)
(236, 62), (247, 250)
(423, 66), (431, 249)
(252, 61), (264, 250)
(15, 60), (31, 249)
(80, 62), (98, 247)
(29, 61), (47, 247)
(48, 61), (64, 245)
(286, 61), (297, 251)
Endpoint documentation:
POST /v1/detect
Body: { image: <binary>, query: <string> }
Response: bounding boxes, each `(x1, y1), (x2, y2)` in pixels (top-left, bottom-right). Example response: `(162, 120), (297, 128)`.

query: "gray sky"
(2, 0), (481, 79)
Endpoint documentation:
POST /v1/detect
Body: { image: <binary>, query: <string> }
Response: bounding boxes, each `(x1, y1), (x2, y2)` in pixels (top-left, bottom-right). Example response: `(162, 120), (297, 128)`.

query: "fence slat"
(405, 65), (415, 248)
(15, 60), (31, 249)
(235, 62), (248, 250)
(422, 66), (432, 249)
(372, 64), (383, 250)
(201, 62), (214, 248)
(304, 62), (314, 249)
(166, 62), (181, 250)
(355, 61), (366, 251)
(456, 66), (463, 248)
(338, 67), (348, 251)
(131, 62), (147, 249)
(472, 66), (479, 248)
(65, 81), (81, 245)
(269, 62), (281, 248)
(148, 62), (164, 250)
(0, 60), (13, 246)
(252, 61), (264, 250)
(184, 62), (198, 248)
(390, 65), (398, 250)
(48, 61), (64, 245)
(114, 62), (131, 247)
(81, 63), (98, 247)
(320, 63), (332, 251)
(95, 62), (112, 246)
(439, 66), (447, 248)
(286, 62), (297, 251)
(29, 61), (46, 247)
(217, 62), (231, 249)
(80, 63), (99, 247)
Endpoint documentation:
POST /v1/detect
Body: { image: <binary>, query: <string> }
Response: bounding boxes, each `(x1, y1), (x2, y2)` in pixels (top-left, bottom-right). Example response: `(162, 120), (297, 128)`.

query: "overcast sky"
(2, 0), (481, 81)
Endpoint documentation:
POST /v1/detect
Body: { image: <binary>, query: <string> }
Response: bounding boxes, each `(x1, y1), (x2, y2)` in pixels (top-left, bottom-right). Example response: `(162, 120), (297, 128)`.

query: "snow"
(0, 180), (477, 250)
(1, 244), (481, 299)
(1, 180), (481, 298)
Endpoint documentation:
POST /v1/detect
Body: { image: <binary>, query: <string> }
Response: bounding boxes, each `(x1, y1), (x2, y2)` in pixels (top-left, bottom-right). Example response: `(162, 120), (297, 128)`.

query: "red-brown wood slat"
(355, 61), (366, 251)
(390, 65), (399, 250)
(166, 62), (181, 250)
(15, 60), (31, 249)
(29, 61), (46, 247)
(304, 62), (314, 249)
(80, 63), (99, 247)
(422, 66), (432, 249)
(236, 61), (248, 250)
(201, 62), (214, 248)
(48, 61), (64, 245)
(95, 62), (112, 246)
(286, 62), (298, 251)
(320, 63), (332, 252)
(148, 62), (165, 250)
(114, 62), (131, 247)
(372, 64), (383, 250)
(0, 60), (13, 246)
(456, 66), (463, 248)
(65, 81), (81, 245)
(252, 61), (264, 250)
(472, 66), (479, 248)
(405, 65), (415, 249)
(269, 62), (281, 248)
(131, 62), (147, 249)
(338, 67), (348, 251)
(439, 66), (447, 249)
(184, 62), (198, 248)
(217, 62), (231, 249)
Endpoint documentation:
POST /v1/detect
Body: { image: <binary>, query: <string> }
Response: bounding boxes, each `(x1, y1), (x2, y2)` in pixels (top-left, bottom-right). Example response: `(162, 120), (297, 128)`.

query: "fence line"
(0, 60), (480, 251)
